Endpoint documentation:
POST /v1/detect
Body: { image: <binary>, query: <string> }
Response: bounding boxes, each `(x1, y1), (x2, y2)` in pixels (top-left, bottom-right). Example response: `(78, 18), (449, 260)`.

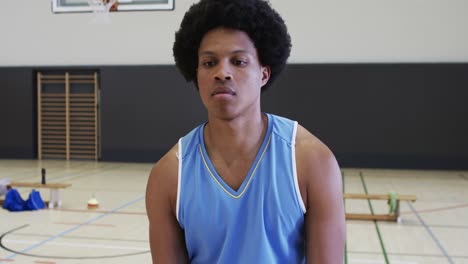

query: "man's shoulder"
(149, 144), (179, 185)
(150, 121), (205, 181)
(295, 124), (337, 171)
(296, 125), (326, 149)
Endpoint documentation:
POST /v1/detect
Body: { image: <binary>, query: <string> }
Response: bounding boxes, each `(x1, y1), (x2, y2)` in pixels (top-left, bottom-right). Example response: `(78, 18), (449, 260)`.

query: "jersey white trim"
(176, 138), (183, 222)
(291, 122), (306, 213)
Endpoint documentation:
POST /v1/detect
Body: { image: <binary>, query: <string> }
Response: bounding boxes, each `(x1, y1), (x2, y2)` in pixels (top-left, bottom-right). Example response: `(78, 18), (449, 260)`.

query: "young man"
(145, 0), (345, 263)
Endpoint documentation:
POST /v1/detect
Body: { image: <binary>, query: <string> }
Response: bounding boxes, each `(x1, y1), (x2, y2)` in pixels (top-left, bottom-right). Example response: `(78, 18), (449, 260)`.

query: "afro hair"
(173, 0), (291, 92)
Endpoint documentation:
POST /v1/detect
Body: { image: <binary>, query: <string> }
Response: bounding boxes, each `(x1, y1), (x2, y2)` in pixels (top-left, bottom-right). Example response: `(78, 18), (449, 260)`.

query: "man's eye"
(202, 61), (216, 67)
(233, 60), (247, 66)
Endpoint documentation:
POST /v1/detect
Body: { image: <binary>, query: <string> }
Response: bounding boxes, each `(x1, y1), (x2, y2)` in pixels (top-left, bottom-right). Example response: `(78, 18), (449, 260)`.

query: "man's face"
(197, 27), (270, 120)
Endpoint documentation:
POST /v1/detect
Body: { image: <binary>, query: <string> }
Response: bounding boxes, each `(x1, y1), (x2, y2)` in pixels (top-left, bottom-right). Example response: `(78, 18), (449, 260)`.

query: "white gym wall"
(0, 0), (467, 66)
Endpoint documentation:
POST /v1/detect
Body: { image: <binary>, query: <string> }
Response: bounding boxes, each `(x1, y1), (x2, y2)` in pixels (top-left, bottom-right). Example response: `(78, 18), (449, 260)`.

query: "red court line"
(401, 202), (468, 215)
(0, 259), (15, 262)
(34, 261), (56, 264)
(55, 208), (146, 215)
(53, 221), (115, 227)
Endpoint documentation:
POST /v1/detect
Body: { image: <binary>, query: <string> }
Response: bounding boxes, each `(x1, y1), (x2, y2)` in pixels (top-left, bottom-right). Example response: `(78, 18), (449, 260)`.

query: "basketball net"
(88, 0), (118, 24)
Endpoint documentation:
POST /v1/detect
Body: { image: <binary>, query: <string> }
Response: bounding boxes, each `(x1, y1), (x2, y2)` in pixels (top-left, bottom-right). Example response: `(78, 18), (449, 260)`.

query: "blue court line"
(407, 202), (455, 264)
(2, 195), (145, 262)
(12, 164), (99, 182)
(48, 167), (99, 181)
(47, 164), (124, 182)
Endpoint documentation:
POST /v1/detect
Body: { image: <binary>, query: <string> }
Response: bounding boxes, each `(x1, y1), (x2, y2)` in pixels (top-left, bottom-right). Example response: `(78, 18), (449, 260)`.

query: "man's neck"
(204, 112), (268, 163)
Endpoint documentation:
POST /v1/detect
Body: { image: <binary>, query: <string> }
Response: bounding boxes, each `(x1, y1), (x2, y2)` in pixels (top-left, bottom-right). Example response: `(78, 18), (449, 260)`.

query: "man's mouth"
(211, 87), (236, 96)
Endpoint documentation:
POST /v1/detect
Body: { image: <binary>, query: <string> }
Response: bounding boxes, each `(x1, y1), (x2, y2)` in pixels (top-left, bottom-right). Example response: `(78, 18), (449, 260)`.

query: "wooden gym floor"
(0, 159), (467, 264)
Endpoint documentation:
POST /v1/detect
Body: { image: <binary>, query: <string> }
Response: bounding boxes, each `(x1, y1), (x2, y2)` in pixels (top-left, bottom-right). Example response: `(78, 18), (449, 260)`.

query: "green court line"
(359, 171), (390, 264)
(460, 173), (468, 181)
(342, 171), (348, 264)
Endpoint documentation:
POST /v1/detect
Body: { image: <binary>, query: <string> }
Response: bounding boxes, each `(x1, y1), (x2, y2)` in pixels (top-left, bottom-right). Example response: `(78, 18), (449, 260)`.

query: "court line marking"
(359, 171), (390, 264)
(56, 208), (146, 215)
(460, 174), (468, 181)
(9, 163), (103, 182)
(3, 239), (148, 251)
(407, 202), (454, 264)
(48, 164), (127, 182)
(400, 202), (468, 215)
(349, 259), (417, 264)
(8, 162), (128, 183)
(0, 226), (149, 260)
(5, 233), (147, 243)
(347, 250), (458, 258)
(53, 222), (115, 227)
(2, 195), (145, 261)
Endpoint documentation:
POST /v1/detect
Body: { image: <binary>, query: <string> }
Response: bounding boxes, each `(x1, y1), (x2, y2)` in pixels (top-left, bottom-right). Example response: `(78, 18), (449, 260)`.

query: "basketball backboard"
(52, 0), (174, 13)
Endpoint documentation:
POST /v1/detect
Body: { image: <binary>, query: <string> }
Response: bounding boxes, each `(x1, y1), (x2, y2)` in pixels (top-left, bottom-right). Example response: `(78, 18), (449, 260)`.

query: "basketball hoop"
(88, 0), (118, 24)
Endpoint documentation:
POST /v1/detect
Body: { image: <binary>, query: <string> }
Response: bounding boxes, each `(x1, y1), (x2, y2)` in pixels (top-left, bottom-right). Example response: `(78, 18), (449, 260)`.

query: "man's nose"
(214, 62), (232, 81)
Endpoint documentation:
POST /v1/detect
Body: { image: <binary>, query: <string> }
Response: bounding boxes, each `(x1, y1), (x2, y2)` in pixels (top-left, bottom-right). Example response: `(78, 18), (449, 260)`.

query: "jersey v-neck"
(198, 113), (273, 199)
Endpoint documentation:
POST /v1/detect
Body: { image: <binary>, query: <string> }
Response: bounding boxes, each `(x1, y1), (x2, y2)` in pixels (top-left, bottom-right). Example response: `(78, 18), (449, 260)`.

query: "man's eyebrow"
(198, 50), (249, 56)
(198, 51), (216, 56)
(231, 50), (249, 55)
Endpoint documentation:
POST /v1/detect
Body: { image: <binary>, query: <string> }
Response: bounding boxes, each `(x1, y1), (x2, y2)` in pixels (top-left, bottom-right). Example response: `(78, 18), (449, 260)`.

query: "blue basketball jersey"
(177, 113), (306, 263)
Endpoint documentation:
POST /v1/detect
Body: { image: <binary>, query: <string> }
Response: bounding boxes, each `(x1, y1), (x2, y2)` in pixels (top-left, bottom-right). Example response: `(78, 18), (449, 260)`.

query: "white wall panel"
(0, 0), (467, 66)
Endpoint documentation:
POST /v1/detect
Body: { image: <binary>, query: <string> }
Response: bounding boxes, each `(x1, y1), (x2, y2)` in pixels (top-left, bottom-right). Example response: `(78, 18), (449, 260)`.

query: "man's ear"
(261, 66), (271, 87)
(195, 68), (200, 90)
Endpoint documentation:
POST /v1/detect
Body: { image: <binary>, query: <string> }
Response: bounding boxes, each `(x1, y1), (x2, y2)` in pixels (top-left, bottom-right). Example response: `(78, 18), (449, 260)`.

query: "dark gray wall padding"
(0, 64), (466, 170)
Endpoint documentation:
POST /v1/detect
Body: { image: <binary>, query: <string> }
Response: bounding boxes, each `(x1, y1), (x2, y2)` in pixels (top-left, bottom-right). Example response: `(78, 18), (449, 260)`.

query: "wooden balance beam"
(344, 193), (416, 222)
(4, 182), (72, 209)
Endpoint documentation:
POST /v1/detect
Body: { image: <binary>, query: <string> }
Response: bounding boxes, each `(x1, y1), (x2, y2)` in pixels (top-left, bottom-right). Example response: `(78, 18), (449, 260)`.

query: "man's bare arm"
(296, 126), (346, 264)
(146, 145), (189, 263)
